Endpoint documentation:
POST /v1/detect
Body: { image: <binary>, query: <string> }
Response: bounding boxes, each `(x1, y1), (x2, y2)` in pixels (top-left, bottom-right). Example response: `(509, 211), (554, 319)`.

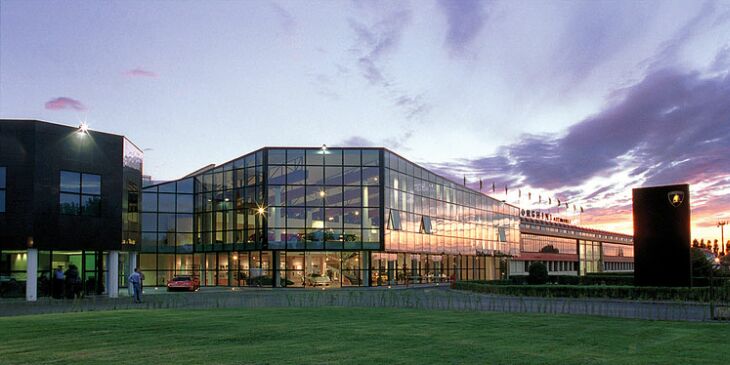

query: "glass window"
(177, 214), (193, 232)
(389, 210), (401, 230)
(60, 171), (80, 193)
(343, 166), (361, 185)
(305, 166), (324, 185)
(306, 149), (324, 165)
(158, 182), (176, 193)
(286, 186), (305, 206)
(363, 208), (380, 228)
(141, 213), (158, 232)
(159, 213), (176, 232)
(324, 166), (343, 185)
(158, 194), (176, 212)
(268, 149), (286, 165)
(324, 149), (343, 165)
(142, 192), (157, 212)
(344, 150), (361, 166)
(81, 195), (101, 216)
(325, 186), (343, 206)
(305, 186), (325, 206)
(268, 165), (287, 185)
(81, 174), (101, 195)
(285, 165), (306, 185)
(362, 150), (379, 166)
(362, 167), (379, 185)
(421, 216), (433, 234)
(286, 149), (305, 165)
(60, 171), (101, 216)
(176, 194), (194, 213)
(60, 193), (80, 215)
(177, 178), (194, 194)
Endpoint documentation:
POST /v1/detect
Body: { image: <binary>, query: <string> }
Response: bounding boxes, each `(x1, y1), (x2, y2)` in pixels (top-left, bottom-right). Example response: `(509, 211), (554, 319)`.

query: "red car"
(166, 276), (200, 292)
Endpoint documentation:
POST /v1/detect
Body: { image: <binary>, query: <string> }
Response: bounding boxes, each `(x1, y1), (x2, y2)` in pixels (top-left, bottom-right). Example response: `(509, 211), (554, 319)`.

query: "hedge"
(453, 281), (730, 302)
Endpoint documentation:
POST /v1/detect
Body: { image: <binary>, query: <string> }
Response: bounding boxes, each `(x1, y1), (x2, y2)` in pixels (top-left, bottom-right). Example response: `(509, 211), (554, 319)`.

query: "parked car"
(166, 276), (200, 292)
(305, 274), (332, 287)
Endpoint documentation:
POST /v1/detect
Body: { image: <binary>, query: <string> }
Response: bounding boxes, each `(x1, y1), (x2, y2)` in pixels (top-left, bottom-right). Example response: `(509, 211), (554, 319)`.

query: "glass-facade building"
(138, 147), (520, 288)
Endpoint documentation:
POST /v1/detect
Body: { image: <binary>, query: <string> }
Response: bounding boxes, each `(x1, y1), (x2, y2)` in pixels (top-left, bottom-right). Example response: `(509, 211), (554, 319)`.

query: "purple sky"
(1, 0), (729, 240)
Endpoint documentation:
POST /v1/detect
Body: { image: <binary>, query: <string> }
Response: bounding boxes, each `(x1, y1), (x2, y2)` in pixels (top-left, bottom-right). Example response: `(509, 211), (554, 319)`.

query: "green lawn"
(0, 307), (727, 365)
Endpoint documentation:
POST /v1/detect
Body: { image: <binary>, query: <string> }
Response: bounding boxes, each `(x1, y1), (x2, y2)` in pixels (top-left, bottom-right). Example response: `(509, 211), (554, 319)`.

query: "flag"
(505, 185), (508, 195)
(539, 195), (542, 203)
(479, 179), (483, 191)
(580, 206), (584, 213)
(463, 175), (466, 186)
(565, 202), (568, 209)
(518, 189), (522, 198)
(492, 182), (495, 192)
(528, 192), (532, 200)
(557, 198), (561, 206)
(548, 197), (551, 205)
(573, 204), (576, 212)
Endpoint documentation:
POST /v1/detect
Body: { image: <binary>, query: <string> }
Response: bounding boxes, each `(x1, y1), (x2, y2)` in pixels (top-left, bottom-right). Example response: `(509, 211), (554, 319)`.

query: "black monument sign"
(632, 184), (691, 287)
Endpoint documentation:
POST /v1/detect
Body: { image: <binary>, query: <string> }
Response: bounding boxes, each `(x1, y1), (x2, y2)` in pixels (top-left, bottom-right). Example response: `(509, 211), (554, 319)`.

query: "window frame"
(59, 170), (102, 216)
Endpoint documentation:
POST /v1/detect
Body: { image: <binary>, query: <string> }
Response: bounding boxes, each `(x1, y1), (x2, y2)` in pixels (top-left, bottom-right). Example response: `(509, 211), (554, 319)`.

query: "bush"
(527, 262), (549, 285)
(452, 281), (730, 302)
(582, 275), (633, 286)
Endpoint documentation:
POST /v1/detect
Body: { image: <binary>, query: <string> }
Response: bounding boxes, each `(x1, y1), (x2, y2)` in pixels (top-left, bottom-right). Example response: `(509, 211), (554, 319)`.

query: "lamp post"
(719, 220), (728, 255)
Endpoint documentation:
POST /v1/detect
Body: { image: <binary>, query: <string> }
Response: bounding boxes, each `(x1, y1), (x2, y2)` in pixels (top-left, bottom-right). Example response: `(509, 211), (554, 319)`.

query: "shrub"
(527, 262), (549, 285)
(452, 281), (730, 302)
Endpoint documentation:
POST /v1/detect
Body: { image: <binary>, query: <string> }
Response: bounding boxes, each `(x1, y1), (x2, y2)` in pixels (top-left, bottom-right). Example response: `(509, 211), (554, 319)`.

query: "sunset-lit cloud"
(44, 97), (86, 111)
(123, 68), (158, 78)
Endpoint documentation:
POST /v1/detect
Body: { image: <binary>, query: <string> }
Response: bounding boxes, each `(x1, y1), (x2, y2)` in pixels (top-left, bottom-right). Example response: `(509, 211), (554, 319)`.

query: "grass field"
(1, 307), (727, 365)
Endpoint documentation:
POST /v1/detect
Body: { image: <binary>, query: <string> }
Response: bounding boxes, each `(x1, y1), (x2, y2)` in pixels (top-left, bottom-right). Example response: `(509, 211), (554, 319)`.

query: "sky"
(1, 0), (729, 242)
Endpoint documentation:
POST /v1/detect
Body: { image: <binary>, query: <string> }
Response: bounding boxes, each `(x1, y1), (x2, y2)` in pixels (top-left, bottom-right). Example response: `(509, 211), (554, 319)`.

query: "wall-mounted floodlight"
(78, 122), (90, 135)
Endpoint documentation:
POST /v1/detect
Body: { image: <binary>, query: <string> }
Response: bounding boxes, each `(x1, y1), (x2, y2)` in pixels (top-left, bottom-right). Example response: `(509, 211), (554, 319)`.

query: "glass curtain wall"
(265, 148), (381, 251)
(381, 151), (519, 284)
(0, 250), (107, 298)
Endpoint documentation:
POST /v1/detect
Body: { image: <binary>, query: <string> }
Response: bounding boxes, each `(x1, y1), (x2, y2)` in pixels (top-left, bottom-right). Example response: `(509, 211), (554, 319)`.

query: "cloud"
(339, 130), (413, 150)
(269, 3), (295, 33)
(437, 0), (489, 56)
(44, 97), (86, 111)
(346, 5), (430, 120)
(341, 136), (375, 147)
(454, 64), (730, 192)
(124, 68), (158, 78)
(348, 8), (411, 86)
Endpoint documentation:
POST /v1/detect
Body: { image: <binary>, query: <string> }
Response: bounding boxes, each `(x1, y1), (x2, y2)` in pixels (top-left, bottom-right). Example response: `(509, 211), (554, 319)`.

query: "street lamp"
(719, 220), (728, 255)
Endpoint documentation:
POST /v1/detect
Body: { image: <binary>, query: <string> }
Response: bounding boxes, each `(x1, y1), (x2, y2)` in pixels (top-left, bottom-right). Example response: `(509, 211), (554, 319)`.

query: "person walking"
(129, 267), (143, 303)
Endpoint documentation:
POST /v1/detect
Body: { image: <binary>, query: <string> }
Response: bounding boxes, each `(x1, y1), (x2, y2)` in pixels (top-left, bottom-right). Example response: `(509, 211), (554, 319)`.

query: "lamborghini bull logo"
(668, 191), (684, 207)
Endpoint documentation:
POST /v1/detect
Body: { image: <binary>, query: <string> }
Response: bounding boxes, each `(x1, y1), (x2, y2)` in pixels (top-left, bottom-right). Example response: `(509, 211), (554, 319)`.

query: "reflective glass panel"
(59, 193), (79, 215)
(60, 171), (80, 193)
(81, 174), (101, 195)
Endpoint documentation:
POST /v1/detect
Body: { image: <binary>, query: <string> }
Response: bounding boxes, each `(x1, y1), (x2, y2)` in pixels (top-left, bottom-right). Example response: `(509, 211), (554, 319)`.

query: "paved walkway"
(0, 286), (725, 322)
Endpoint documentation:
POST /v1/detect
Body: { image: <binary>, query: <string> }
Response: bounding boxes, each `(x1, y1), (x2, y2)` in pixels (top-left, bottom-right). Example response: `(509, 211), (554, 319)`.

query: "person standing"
(52, 266), (64, 299)
(128, 267), (143, 303)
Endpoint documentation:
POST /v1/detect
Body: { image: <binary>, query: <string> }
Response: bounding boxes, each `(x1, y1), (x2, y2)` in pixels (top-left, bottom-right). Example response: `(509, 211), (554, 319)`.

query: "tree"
(527, 262), (549, 285)
(691, 248), (713, 277)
